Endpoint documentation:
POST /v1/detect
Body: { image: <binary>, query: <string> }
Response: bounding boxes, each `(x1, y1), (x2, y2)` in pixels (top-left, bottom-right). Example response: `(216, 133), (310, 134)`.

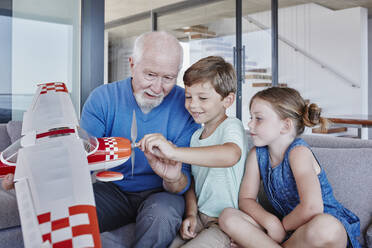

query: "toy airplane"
(0, 82), (135, 182)
(0, 82), (136, 248)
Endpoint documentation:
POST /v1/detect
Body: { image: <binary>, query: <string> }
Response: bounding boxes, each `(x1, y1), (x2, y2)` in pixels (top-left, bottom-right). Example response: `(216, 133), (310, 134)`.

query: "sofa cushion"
(312, 147), (372, 246)
(303, 134), (372, 149)
(6, 121), (22, 144)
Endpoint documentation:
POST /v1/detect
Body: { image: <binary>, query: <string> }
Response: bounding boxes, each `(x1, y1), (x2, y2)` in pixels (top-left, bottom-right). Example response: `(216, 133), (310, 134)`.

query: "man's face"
(130, 48), (180, 113)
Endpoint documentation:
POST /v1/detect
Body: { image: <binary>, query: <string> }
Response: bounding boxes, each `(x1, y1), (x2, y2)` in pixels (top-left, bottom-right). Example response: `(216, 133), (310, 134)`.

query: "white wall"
(241, 4), (368, 136)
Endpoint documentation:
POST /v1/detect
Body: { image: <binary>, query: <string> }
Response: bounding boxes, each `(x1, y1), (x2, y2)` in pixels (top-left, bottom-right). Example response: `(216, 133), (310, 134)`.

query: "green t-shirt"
(191, 117), (247, 218)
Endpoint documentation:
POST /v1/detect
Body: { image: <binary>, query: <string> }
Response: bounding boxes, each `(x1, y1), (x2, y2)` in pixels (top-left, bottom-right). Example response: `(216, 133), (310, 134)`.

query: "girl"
(219, 87), (360, 248)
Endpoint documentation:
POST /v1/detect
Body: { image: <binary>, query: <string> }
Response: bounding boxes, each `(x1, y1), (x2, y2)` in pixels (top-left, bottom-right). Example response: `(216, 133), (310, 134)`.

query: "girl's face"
(248, 98), (285, 147)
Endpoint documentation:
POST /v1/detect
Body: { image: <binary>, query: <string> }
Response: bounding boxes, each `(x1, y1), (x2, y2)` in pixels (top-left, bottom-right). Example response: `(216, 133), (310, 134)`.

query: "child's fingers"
(230, 243), (239, 248)
(139, 133), (161, 152)
(179, 223), (189, 240)
(146, 138), (173, 159)
(138, 135), (149, 151)
(151, 147), (163, 157)
(142, 135), (160, 151)
(186, 221), (197, 238)
(1, 173), (15, 190)
(189, 221), (197, 236)
(230, 239), (240, 248)
(181, 230), (194, 240)
(180, 219), (195, 240)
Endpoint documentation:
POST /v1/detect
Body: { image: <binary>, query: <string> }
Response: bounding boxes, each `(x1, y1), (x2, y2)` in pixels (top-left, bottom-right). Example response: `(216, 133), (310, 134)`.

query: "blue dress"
(256, 138), (361, 248)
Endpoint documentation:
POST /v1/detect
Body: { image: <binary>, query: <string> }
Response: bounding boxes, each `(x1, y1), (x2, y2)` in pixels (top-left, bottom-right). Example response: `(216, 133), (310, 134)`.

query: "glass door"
(0, 0), (81, 122)
(158, 0), (237, 116)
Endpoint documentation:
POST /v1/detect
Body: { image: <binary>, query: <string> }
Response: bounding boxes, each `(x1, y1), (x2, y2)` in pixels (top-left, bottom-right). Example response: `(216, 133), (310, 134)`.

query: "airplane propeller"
(131, 110), (137, 177)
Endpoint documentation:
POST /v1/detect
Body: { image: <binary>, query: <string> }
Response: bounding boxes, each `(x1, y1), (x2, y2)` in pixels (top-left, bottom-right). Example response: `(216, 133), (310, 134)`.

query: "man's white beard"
(134, 89), (164, 114)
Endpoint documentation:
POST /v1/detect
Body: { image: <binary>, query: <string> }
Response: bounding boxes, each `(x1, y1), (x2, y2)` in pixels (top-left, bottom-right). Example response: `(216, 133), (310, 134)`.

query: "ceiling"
(105, 0), (372, 39)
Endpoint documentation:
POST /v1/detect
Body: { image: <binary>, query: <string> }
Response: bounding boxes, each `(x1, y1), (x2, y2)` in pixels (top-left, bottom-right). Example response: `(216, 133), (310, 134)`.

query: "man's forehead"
(139, 56), (179, 74)
(141, 64), (178, 75)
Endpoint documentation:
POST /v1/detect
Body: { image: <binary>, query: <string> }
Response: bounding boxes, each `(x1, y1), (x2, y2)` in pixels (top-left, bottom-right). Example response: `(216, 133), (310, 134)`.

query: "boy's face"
(185, 81), (231, 127)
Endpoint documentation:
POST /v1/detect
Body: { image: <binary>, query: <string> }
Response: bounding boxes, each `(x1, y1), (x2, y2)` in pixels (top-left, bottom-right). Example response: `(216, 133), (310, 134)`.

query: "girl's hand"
(138, 133), (176, 160)
(230, 238), (242, 248)
(265, 217), (286, 243)
(180, 215), (197, 240)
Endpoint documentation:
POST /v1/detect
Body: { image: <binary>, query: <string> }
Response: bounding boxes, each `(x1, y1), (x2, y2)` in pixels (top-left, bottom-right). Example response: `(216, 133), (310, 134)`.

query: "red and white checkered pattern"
(103, 137), (119, 161)
(37, 205), (101, 248)
(40, 82), (68, 94)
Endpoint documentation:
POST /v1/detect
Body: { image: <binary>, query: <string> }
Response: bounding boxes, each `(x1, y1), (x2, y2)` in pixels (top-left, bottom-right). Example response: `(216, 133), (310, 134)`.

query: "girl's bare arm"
(239, 148), (286, 242)
(282, 146), (323, 231)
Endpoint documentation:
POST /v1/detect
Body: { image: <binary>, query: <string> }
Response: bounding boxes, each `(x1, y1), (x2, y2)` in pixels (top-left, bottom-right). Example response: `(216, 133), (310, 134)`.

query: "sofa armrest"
(0, 124), (11, 152)
(6, 121), (22, 144)
(0, 187), (20, 229)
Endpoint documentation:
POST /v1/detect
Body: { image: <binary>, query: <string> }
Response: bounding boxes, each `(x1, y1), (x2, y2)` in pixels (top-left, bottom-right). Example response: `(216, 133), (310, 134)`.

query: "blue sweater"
(80, 78), (199, 193)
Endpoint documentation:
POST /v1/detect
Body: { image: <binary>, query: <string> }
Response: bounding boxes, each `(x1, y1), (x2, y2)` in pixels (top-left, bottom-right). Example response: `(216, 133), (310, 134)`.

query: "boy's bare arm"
(139, 133), (242, 168)
(172, 143), (241, 167)
(184, 179), (198, 217)
(179, 179), (198, 240)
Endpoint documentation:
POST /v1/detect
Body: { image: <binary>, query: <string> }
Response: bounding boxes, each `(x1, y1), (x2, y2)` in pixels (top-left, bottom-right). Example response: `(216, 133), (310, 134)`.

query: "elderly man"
(80, 31), (199, 247)
(2, 31), (198, 247)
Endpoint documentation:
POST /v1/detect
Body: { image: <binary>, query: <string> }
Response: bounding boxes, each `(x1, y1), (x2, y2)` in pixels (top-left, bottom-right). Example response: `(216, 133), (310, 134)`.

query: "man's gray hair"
(132, 31), (183, 71)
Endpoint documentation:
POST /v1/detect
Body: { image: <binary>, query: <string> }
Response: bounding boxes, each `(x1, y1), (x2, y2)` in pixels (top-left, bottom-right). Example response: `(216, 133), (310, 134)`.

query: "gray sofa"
(1, 121), (372, 247)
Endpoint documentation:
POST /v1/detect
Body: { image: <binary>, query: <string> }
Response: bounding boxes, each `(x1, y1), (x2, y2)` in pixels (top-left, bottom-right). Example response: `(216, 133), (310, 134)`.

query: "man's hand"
(143, 150), (182, 182)
(1, 173), (15, 190)
(143, 150), (187, 193)
(180, 215), (197, 240)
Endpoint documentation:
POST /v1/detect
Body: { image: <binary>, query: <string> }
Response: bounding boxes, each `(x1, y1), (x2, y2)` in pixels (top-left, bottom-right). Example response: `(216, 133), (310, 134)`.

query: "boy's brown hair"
(183, 56), (237, 98)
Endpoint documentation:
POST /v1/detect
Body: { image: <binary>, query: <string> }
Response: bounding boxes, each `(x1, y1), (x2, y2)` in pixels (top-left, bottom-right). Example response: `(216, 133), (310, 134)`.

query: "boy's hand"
(139, 133), (176, 160)
(180, 215), (197, 240)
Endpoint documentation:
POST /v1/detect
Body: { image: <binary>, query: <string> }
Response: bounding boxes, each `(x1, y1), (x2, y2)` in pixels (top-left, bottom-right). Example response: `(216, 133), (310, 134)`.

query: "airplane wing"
(14, 134), (101, 248)
(0, 82), (132, 182)
(22, 82), (79, 135)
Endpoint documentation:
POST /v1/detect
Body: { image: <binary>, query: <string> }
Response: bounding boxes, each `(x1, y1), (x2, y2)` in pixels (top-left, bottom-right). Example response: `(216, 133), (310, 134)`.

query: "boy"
(139, 56), (247, 248)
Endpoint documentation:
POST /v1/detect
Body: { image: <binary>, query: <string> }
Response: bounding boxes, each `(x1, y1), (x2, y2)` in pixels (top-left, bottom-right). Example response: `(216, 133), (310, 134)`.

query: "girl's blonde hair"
(250, 87), (328, 135)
